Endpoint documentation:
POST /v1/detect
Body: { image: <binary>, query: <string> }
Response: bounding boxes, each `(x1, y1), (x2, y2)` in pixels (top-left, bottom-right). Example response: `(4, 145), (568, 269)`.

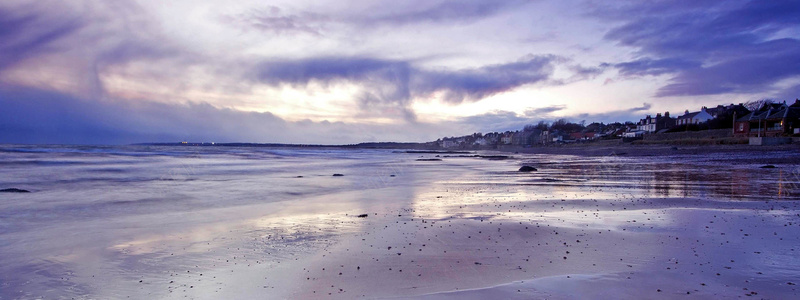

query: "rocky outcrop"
(0, 188), (30, 193)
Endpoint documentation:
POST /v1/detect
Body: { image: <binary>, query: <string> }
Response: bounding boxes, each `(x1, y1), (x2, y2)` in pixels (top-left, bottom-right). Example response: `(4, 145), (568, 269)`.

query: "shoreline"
(498, 143), (800, 159)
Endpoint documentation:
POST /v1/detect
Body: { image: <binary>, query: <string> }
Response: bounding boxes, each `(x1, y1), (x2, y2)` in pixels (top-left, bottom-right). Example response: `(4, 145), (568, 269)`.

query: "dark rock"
(478, 155), (511, 160)
(404, 150), (471, 154)
(759, 165), (776, 169)
(416, 158), (442, 161)
(356, 214), (368, 218)
(0, 188), (30, 193)
(518, 166), (537, 172)
(296, 176), (304, 178)
(332, 174), (344, 176)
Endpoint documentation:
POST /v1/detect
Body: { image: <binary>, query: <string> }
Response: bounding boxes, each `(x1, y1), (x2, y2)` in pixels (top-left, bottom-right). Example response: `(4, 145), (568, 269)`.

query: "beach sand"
(1, 145), (799, 299)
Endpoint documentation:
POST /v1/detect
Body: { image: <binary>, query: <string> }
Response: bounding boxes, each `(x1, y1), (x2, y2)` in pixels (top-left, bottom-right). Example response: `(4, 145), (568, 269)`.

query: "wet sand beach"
(1, 145), (799, 299)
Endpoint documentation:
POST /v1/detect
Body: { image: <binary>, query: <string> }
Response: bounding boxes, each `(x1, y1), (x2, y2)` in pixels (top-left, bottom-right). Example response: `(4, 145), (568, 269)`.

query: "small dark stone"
(759, 165), (776, 169)
(478, 155), (511, 160)
(356, 214), (368, 218)
(332, 174), (345, 176)
(416, 158), (442, 161)
(0, 188), (30, 193)
(518, 166), (537, 172)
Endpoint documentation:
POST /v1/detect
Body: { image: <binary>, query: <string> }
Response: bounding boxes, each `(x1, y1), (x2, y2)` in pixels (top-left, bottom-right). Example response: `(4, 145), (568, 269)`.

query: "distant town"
(435, 99), (800, 148)
(159, 98), (800, 149)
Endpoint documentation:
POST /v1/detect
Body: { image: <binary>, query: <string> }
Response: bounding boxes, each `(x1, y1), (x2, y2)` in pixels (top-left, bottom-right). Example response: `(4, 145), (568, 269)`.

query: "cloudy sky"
(1, 0), (799, 144)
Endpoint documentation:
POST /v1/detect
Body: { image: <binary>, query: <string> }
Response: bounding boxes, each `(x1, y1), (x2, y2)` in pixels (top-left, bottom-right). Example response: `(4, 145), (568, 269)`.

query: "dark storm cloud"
(255, 57), (411, 86)
(255, 57), (415, 120)
(0, 87), (283, 144)
(0, 7), (84, 71)
(566, 64), (607, 81)
(0, 87), (447, 145)
(598, 0), (800, 97)
(415, 55), (556, 104)
(657, 41), (800, 96)
(625, 102), (651, 113)
(777, 84), (800, 102)
(524, 105), (566, 117)
(614, 58), (700, 77)
(0, 2), (194, 100)
(254, 55), (559, 120)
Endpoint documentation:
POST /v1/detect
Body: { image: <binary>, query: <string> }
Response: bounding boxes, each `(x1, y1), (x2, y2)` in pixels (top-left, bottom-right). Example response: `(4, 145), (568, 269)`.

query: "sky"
(1, 0), (799, 144)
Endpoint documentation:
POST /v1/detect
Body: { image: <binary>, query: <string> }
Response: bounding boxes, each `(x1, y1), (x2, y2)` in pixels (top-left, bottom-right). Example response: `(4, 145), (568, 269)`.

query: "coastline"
(501, 143), (800, 162)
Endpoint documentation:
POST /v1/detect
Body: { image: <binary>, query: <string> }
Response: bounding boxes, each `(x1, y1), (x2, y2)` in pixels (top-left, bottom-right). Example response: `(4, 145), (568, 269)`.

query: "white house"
(623, 131), (645, 138)
(676, 108), (713, 125)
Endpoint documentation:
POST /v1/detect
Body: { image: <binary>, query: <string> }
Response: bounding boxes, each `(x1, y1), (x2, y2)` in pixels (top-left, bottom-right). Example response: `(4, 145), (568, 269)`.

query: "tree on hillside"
(524, 121), (549, 132)
(550, 118), (585, 133)
(585, 122), (604, 132)
(744, 98), (773, 111)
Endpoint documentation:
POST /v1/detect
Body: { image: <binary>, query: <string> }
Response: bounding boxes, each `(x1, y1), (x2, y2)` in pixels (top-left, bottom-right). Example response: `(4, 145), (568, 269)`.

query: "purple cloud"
(224, 6), (327, 36)
(414, 55), (556, 103)
(364, 0), (530, 25)
(614, 58), (700, 77)
(225, 0), (529, 38)
(598, 0), (800, 97)
(0, 7), (83, 71)
(0, 86), (452, 145)
(254, 55), (560, 121)
(254, 55), (558, 98)
(524, 105), (567, 117)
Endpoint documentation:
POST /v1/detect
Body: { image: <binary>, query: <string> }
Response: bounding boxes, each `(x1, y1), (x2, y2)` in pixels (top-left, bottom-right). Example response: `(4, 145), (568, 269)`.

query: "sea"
(1, 144), (798, 299)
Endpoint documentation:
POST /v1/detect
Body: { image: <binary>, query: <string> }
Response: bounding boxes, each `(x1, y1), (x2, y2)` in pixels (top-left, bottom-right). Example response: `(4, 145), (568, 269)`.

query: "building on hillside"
(637, 112), (675, 133)
(569, 132), (596, 140)
(734, 100), (800, 137)
(441, 139), (459, 148)
(483, 132), (500, 144)
(704, 103), (750, 119)
(676, 108), (713, 126)
(623, 131), (645, 138)
(514, 129), (543, 145)
(500, 133), (514, 145)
